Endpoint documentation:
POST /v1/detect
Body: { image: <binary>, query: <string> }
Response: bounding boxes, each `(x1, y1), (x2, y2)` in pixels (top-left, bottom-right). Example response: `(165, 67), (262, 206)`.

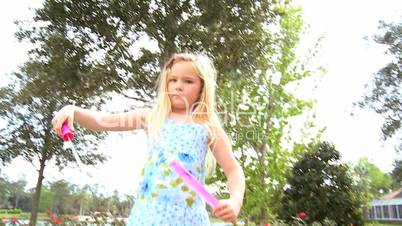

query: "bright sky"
(1, 0), (401, 195)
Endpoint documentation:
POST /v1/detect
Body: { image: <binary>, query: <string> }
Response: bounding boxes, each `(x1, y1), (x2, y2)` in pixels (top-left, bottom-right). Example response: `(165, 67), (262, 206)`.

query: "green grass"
(366, 222), (401, 226)
(0, 212), (48, 220)
(210, 217), (225, 223)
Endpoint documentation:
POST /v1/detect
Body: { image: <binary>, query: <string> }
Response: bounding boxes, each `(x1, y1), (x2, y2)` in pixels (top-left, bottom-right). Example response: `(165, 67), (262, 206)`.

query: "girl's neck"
(169, 111), (194, 123)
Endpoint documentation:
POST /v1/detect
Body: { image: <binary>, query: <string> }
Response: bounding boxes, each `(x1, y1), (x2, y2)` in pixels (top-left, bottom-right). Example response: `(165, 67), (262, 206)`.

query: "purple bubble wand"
(170, 160), (218, 209)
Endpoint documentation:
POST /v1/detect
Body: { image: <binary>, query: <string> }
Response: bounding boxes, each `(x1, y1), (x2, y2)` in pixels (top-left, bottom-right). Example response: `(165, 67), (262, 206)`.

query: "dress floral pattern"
(127, 118), (211, 226)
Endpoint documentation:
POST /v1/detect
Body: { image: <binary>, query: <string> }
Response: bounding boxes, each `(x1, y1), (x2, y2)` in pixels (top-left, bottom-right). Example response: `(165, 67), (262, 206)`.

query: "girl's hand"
(213, 198), (241, 225)
(51, 105), (76, 138)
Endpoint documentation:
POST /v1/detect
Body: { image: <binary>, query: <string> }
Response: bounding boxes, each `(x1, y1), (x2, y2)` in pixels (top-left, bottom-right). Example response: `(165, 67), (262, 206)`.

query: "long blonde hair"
(147, 53), (224, 176)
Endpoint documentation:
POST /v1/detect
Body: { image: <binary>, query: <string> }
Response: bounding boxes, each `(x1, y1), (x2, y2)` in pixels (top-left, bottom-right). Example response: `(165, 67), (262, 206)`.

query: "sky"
(0, 0), (401, 195)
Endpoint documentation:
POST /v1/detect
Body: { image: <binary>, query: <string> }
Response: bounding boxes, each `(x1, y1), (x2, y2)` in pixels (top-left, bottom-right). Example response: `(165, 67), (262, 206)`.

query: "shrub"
(278, 142), (365, 225)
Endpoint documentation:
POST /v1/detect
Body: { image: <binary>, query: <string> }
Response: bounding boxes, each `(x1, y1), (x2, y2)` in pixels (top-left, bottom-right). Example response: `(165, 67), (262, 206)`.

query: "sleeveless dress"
(126, 118), (211, 226)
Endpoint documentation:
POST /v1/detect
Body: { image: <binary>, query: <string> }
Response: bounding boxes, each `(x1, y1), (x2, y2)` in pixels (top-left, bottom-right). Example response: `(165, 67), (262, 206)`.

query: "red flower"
(297, 211), (308, 219)
(53, 218), (61, 225)
(264, 224), (270, 226)
(46, 208), (62, 225)
(11, 216), (17, 224)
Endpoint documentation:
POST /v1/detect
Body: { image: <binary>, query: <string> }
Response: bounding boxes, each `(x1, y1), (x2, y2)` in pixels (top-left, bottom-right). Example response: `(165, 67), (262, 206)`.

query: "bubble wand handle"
(61, 122), (74, 141)
(60, 122), (84, 168)
(59, 122), (92, 177)
(170, 160), (218, 209)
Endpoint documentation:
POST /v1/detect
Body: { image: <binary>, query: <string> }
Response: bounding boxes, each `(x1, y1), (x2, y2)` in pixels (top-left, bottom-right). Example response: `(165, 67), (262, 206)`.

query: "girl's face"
(167, 61), (203, 114)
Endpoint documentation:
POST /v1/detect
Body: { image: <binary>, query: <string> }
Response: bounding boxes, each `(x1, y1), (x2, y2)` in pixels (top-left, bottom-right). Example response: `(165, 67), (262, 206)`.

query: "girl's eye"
(170, 79), (177, 82)
(185, 80), (193, 84)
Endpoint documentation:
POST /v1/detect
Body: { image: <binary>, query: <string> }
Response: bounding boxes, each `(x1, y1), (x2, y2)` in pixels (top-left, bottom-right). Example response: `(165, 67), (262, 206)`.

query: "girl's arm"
(51, 105), (149, 137)
(211, 127), (245, 224)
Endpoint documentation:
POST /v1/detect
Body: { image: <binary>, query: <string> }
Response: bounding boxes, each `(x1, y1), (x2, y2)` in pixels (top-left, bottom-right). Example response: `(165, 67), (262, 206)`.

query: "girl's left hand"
(213, 198), (241, 224)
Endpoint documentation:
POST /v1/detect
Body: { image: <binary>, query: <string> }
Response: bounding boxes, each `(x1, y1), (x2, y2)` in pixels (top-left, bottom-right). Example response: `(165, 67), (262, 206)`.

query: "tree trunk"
(259, 210), (267, 226)
(259, 144), (268, 226)
(258, 94), (274, 226)
(29, 158), (46, 226)
(14, 197), (19, 209)
(79, 199), (83, 216)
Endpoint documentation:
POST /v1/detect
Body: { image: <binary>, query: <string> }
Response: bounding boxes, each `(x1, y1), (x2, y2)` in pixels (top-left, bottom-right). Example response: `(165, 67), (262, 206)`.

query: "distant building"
(367, 188), (402, 221)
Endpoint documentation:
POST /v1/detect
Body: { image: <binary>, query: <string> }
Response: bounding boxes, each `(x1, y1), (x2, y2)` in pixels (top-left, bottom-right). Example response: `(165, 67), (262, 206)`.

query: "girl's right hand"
(213, 198), (241, 224)
(51, 105), (76, 138)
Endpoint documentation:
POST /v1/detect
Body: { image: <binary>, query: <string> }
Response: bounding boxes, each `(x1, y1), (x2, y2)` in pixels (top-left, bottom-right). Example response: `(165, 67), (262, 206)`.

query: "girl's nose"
(175, 81), (183, 91)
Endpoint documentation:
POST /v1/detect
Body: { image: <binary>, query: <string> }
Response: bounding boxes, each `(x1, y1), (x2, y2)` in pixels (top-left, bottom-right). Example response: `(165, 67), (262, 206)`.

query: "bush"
(6, 209), (22, 214)
(278, 142), (365, 226)
(0, 209), (22, 215)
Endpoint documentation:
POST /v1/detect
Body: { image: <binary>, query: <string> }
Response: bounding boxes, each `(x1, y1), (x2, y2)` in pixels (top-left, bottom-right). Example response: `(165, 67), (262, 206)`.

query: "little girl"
(52, 53), (245, 225)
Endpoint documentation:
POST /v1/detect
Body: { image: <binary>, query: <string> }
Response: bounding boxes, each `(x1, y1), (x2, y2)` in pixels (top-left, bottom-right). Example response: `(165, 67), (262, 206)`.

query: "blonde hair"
(147, 53), (224, 177)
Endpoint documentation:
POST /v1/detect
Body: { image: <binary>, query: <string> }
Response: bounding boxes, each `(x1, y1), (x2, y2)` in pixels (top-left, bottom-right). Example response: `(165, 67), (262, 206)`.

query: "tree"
(279, 142), (365, 226)
(50, 180), (75, 214)
(207, 4), (324, 224)
(0, 61), (107, 225)
(38, 186), (53, 212)
(15, 0), (280, 102)
(352, 157), (392, 199)
(73, 185), (92, 216)
(391, 160), (402, 188)
(359, 20), (402, 151)
(8, 179), (27, 209)
(0, 175), (11, 208)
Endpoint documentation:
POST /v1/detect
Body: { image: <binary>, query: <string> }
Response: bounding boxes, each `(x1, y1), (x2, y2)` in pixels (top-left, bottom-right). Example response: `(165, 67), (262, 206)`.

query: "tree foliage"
(207, 5), (323, 224)
(359, 20), (402, 151)
(0, 173), (134, 216)
(352, 157), (392, 199)
(0, 59), (108, 225)
(391, 159), (402, 188)
(15, 0), (280, 102)
(279, 142), (365, 226)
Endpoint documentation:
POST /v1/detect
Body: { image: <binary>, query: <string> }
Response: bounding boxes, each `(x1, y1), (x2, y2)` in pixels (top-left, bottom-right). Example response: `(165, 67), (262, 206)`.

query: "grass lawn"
(0, 212), (48, 220)
(366, 222), (401, 226)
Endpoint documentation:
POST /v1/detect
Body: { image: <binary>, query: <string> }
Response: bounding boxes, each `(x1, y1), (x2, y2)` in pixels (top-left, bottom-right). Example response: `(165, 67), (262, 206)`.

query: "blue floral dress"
(127, 118), (211, 226)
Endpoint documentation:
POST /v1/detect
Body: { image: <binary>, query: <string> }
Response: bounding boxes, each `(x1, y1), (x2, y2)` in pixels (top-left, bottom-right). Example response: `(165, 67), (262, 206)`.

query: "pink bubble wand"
(61, 122), (75, 141)
(61, 122), (92, 177)
(170, 160), (218, 209)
